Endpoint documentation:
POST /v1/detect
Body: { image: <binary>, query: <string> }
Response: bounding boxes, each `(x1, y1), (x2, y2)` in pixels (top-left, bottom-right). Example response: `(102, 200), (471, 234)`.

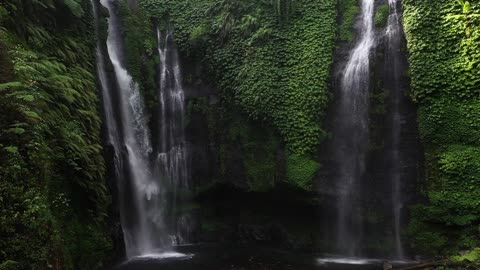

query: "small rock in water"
(383, 261), (393, 270)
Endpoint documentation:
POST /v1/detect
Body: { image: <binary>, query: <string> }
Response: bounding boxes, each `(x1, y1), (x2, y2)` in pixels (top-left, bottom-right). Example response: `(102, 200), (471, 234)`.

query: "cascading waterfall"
(155, 28), (191, 246)
(99, 0), (170, 258)
(333, 0), (375, 256)
(95, 0), (192, 258)
(93, 0), (120, 151)
(385, 0), (406, 259)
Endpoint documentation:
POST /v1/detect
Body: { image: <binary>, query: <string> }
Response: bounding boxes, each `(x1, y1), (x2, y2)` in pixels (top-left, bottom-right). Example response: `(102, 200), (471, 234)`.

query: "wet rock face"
(181, 58), (253, 191)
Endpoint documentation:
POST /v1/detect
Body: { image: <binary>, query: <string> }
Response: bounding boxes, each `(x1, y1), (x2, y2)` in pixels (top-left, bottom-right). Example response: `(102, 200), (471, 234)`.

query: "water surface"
(113, 246), (410, 270)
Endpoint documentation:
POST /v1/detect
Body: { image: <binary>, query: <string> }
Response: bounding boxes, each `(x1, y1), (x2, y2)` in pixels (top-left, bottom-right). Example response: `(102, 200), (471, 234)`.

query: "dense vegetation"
(117, 0), (337, 191)
(403, 0), (480, 256)
(166, 0), (336, 156)
(0, 1), (111, 269)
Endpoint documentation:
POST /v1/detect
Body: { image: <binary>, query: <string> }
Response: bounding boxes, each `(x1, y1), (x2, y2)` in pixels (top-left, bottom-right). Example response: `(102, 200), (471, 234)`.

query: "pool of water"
(112, 245), (415, 270)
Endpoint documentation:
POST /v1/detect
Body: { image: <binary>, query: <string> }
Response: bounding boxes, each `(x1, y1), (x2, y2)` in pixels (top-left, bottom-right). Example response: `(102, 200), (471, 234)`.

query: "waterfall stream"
(386, 0), (406, 259)
(100, 0), (163, 257)
(95, 0), (191, 258)
(156, 28), (191, 246)
(333, 0), (375, 256)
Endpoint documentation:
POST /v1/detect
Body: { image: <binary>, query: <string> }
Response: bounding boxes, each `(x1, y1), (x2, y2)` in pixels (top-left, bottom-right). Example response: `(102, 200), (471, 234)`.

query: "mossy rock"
(286, 154), (320, 191)
(375, 3), (389, 28)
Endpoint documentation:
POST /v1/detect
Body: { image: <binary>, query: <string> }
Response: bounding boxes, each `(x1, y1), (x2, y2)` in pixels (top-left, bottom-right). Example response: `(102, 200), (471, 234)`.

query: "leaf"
(0, 82), (23, 91)
(4, 146), (18, 154)
(62, 0), (85, 18)
(24, 111), (40, 120)
(6, 127), (26, 135)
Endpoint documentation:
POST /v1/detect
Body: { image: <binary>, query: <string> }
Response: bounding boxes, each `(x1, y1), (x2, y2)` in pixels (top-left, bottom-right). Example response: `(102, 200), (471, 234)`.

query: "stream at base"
(113, 245), (415, 270)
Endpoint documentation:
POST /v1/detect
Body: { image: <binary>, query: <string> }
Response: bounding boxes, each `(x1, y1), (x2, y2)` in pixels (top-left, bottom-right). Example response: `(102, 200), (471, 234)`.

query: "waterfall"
(94, 0), (192, 258)
(98, 0), (170, 258)
(155, 28), (191, 245)
(385, 0), (406, 259)
(333, 0), (375, 256)
(93, 0), (119, 151)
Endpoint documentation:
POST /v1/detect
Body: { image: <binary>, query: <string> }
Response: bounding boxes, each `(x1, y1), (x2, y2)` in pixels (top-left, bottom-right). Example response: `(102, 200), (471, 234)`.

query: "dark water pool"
(112, 245), (414, 270)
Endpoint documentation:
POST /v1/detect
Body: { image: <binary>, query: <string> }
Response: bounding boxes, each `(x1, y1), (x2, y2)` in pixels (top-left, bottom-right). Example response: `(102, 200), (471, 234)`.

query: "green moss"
(187, 97), (281, 192)
(374, 3), (389, 28)
(118, 2), (157, 104)
(244, 132), (279, 192)
(404, 0), (480, 254)
(227, 116), (281, 192)
(286, 154), (319, 191)
(407, 217), (449, 253)
(338, 0), (359, 41)
(141, 0), (336, 154)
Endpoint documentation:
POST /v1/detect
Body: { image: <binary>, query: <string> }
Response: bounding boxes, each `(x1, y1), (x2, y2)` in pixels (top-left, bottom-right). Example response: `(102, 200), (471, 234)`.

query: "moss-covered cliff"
(0, 1), (111, 269)
(108, 0), (339, 252)
(403, 0), (480, 255)
(1, 0), (480, 267)
(116, 0), (338, 192)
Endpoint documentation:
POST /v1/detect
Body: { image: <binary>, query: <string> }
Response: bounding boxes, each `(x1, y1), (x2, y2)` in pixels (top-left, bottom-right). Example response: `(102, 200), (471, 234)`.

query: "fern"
(61, 0), (85, 18)
(0, 82), (23, 90)
(0, 0), (111, 267)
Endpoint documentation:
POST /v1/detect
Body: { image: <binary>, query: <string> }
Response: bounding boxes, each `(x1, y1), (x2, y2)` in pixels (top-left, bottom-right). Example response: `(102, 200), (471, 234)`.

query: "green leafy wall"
(131, 0), (336, 191)
(403, 0), (480, 255)
(141, 0), (336, 156)
(0, 1), (111, 269)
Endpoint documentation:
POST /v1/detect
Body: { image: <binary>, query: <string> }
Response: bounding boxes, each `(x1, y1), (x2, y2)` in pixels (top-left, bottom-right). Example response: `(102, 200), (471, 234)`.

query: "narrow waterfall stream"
(155, 28), (191, 246)
(385, 0), (407, 259)
(93, 0), (120, 151)
(100, 0), (162, 257)
(333, 0), (375, 256)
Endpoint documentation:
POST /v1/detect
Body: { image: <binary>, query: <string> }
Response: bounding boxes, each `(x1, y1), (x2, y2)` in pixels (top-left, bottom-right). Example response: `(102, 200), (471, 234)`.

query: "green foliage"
(374, 3), (389, 28)
(0, 6), (8, 22)
(338, 0), (359, 41)
(403, 0), (480, 255)
(0, 261), (20, 270)
(457, 0), (473, 13)
(188, 96), (295, 192)
(407, 216), (450, 253)
(286, 154), (319, 190)
(62, 0), (85, 17)
(271, 0), (296, 20)
(140, 0), (336, 155)
(117, 1), (158, 110)
(0, 0), (111, 268)
(452, 248), (480, 262)
(190, 25), (209, 45)
(229, 118), (280, 192)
